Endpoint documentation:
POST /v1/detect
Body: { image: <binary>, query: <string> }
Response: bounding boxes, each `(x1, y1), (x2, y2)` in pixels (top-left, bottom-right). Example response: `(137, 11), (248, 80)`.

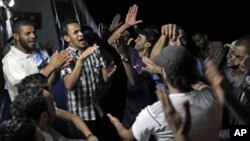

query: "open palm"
(125, 4), (143, 26)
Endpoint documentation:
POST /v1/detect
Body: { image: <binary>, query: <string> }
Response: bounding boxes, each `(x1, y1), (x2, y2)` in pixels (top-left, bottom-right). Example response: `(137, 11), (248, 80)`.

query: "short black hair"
(11, 87), (48, 122)
(18, 73), (50, 94)
(61, 19), (79, 36)
(12, 18), (34, 34)
(235, 34), (250, 55)
(137, 28), (159, 46)
(82, 25), (93, 33)
(84, 32), (100, 47)
(0, 117), (37, 141)
(191, 26), (207, 37)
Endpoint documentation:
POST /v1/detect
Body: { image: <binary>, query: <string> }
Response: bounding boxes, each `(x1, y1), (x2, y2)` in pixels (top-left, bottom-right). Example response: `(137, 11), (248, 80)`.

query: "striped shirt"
(61, 46), (107, 121)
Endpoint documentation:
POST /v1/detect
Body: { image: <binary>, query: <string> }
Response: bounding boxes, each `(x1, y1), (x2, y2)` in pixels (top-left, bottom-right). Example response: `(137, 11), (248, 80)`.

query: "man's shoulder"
(198, 84), (212, 91)
(136, 101), (162, 119)
(191, 85), (218, 106)
(146, 101), (165, 120)
(134, 101), (164, 127)
(194, 85), (214, 95)
(2, 48), (19, 62)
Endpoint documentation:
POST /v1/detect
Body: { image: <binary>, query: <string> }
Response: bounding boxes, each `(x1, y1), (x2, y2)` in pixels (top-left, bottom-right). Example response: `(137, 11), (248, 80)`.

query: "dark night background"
(1, 0), (249, 137)
(82, 0), (250, 44)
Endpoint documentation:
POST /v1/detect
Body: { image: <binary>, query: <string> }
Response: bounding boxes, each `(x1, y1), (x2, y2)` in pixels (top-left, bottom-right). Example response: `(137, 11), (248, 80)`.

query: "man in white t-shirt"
(2, 18), (70, 101)
(108, 46), (222, 141)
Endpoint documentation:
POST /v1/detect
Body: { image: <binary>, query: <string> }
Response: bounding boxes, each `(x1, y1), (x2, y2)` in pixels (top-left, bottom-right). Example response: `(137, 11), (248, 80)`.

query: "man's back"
(132, 85), (222, 141)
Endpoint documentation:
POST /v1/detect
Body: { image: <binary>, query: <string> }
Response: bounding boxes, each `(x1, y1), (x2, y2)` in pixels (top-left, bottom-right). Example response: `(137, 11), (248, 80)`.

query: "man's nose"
(78, 31), (83, 36)
(234, 59), (240, 66)
(30, 33), (36, 38)
(176, 38), (182, 46)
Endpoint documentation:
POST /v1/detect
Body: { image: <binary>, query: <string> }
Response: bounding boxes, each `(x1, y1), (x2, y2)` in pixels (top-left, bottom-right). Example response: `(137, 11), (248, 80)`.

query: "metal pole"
(50, 0), (64, 50)
(72, 0), (80, 25)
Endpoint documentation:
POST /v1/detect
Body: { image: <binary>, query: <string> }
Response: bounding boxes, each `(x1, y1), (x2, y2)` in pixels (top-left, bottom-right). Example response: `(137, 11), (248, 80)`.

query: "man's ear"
(38, 111), (49, 131)
(145, 42), (152, 48)
(13, 33), (19, 41)
(63, 35), (71, 42)
(40, 111), (49, 122)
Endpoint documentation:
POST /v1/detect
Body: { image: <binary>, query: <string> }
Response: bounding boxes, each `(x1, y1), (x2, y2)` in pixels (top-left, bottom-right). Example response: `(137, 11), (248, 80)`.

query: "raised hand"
(204, 59), (225, 104)
(79, 44), (99, 62)
(109, 13), (123, 32)
(161, 24), (178, 40)
(125, 4), (143, 26)
(50, 50), (71, 71)
(114, 35), (127, 56)
(156, 86), (191, 140)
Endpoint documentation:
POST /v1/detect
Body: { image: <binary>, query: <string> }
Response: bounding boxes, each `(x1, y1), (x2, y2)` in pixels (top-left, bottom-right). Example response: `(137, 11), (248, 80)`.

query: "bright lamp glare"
(8, 0), (14, 7)
(0, 1), (3, 7)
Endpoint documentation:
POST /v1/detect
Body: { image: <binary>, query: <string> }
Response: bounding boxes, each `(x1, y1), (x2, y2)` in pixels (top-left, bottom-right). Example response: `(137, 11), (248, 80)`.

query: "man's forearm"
(175, 134), (189, 141)
(113, 121), (135, 141)
(108, 23), (131, 47)
(122, 58), (141, 86)
(63, 61), (83, 90)
(56, 109), (92, 137)
(150, 35), (167, 60)
(71, 115), (93, 137)
(47, 71), (58, 86)
(42, 63), (56, 78)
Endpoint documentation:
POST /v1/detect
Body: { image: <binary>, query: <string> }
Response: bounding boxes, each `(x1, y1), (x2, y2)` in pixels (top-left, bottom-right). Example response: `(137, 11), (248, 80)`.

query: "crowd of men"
(0, 4), (250, 141)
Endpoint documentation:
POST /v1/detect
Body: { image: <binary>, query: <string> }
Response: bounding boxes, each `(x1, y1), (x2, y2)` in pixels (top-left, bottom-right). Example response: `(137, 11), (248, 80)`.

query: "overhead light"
(8, 0), (14, 7)
(0, 0), (3, 7)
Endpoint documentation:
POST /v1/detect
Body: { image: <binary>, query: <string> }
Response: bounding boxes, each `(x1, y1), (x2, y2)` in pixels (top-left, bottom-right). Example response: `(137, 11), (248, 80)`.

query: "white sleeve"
(132, 107), (158, 141)
(3, 56), (27, 86)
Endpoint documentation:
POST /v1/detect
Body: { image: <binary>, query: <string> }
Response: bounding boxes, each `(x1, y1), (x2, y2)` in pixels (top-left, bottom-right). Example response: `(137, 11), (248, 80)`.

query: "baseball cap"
(154, 46), (198, 75)
(224, 40), (238, 48)
(137, 28), (159, 45)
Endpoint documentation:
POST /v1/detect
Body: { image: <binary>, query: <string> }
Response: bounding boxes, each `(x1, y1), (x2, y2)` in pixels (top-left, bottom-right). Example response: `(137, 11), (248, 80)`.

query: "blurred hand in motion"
(156, 85), (191, 141)
(109, 13), (123, 32)
(204, 58), (225, 105)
